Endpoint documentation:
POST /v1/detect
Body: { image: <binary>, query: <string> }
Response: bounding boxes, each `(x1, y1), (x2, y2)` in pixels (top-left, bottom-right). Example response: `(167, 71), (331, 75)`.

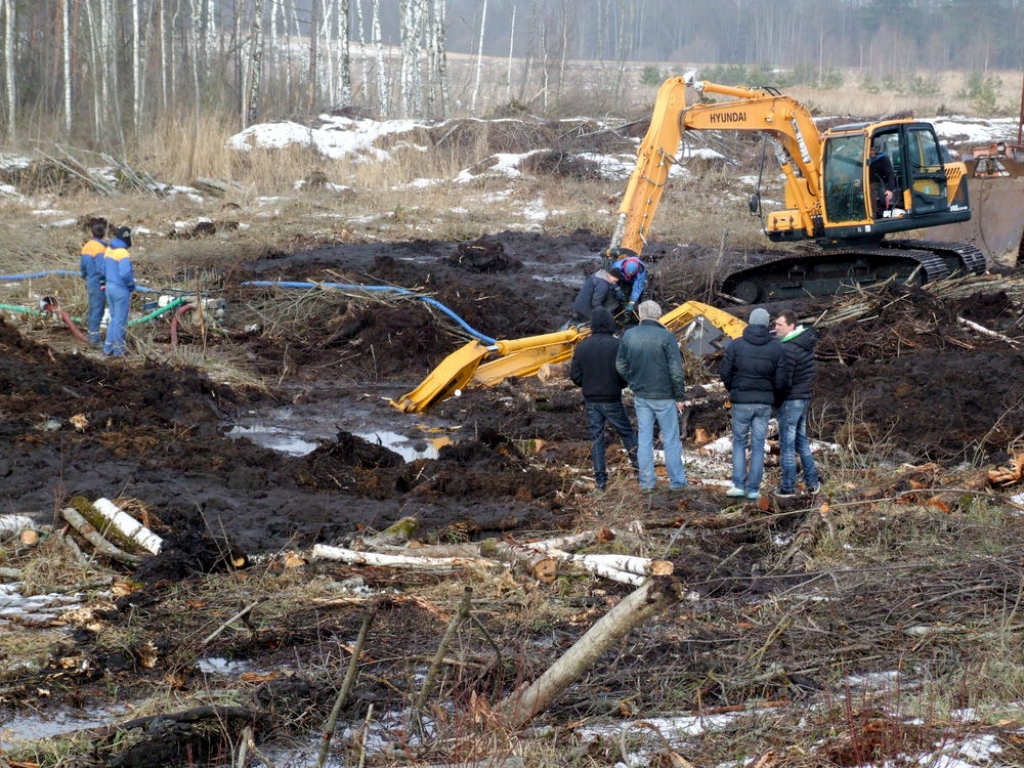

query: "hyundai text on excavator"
(393, 73), (988, 413)
(608, 72), (986, 304)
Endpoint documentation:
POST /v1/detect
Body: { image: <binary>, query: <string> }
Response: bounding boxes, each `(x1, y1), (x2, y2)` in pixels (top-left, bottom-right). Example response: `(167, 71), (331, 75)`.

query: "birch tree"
(471, 0), (487, 113)
(308, 0), (318, 111)
(248, 0), (265, 126)
(63, 0), (71, 135)
(132, 0), (141, 138)
(372, 0), (388, 114)
(2, 0), (12, 143)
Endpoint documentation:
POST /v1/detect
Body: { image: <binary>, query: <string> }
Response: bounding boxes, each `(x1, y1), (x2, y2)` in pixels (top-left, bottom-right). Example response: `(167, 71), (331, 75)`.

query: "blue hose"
(241, 280), (497, 345)
(0, 270), (80, 280)
(0, 269), (159, 293)
(0, 270), (498, 347)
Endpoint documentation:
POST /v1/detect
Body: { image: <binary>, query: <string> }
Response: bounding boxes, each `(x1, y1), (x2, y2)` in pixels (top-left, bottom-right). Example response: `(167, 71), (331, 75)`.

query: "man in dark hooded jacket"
(773, 310), (821, 497)
(720, 307), (789, 501)
(572, 267), (623, 322)
(570, 307), (639, 491)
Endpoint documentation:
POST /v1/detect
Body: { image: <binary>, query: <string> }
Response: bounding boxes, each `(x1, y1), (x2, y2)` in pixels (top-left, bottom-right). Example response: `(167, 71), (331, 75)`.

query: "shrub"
(640, 65), (663, 87)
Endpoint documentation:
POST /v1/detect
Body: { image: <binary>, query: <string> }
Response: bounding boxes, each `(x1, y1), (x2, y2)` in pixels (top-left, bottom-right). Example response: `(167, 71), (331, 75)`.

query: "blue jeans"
(777, 399), (819, 492)
(585, 401), (639, 489)
(731, 403), (771, 495)
(634, 397), (686, 490)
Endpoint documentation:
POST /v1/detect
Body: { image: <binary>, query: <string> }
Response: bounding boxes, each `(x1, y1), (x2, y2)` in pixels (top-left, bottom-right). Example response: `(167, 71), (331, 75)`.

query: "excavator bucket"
(927, 147), (1024, 270)
(392, 301), (745, 414)
(390, 340), (491, 413)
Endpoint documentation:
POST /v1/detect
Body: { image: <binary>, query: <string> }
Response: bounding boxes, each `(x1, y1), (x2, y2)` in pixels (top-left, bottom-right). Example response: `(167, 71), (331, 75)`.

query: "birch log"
(489, 541), (557, 582)
(0, 514), (36, 542)
(61, 508), (141, 567)
(499, 576), (682, 727)
(311, 544), (503, 573)
(92, 498), (163, 554)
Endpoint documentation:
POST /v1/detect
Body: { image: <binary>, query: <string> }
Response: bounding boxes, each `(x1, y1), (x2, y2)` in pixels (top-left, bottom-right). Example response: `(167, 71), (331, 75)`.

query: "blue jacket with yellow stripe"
(103, 237), (135, 294)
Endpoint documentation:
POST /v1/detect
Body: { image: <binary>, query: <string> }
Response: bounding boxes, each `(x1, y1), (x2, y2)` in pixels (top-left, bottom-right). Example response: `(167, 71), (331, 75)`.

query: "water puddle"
(226, 424), (321, 456)
(353, 430), (451, 461)
(1, 705), (132, 750)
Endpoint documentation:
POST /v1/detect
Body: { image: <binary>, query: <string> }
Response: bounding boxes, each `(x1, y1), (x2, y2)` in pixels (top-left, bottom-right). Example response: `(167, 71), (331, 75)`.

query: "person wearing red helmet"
(610, 254), (648, 319)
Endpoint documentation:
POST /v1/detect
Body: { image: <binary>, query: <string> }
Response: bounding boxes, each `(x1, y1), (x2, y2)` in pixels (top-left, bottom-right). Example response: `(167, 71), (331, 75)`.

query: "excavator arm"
(391, 301), (745, 413)
(610, 73), (825, 258)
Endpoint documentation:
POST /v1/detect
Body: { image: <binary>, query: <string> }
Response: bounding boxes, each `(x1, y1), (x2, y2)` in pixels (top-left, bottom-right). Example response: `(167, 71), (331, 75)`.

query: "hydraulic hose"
(128, 296), (190, 326)
(240, 280), (498, 346)
(170, 304), (196, 348)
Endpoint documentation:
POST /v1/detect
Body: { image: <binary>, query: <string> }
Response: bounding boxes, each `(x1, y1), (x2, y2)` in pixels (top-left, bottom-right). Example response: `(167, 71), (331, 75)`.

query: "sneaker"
(807, 483), (822, 494)
(746, 491), (761, 500)
(774, 488), (796, 499)
(726, 486), (746, 497)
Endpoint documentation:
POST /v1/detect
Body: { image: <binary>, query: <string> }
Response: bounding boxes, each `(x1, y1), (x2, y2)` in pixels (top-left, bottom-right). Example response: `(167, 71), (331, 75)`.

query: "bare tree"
(63, 0), (72, 135)
(372, 0), (388, 114)
(248, 0), (265, 126)
(471, 0), (487, 113)
(308, 0), (319, 111)
(3, 0), (13, 143)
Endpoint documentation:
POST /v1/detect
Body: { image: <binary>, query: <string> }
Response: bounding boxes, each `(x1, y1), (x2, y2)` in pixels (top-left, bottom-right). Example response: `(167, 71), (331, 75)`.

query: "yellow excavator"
(394, 72), (987, 413)
(609, 72), (985, 303)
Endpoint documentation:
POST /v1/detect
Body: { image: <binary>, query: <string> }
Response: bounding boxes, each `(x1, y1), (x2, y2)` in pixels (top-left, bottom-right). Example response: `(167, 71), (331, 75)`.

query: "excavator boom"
(392, 301), (743, 413)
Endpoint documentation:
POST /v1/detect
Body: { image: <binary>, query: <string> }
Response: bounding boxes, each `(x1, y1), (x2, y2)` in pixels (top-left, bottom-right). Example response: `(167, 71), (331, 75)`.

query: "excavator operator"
(609, 254), (648, 319)
(868, 140), (897, 217)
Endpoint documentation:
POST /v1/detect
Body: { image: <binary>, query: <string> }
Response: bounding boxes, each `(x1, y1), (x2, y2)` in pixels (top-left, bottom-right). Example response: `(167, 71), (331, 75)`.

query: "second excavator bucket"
(927, 144), (1024, 270)
(392, 301), (745, 414)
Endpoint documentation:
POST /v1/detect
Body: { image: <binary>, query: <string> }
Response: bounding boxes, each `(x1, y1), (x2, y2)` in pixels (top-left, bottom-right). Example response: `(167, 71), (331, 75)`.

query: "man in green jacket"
(615, 300), (687, 492)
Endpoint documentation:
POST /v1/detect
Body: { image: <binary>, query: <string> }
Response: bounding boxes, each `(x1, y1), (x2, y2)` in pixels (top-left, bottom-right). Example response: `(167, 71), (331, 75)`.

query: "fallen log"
(92, 498), (163, 554)
(525, 528), (614, 552)
(311, 544), (503, 574)
(61, 508), (141, 568)
(0, 514), (36, 542)
(499, 575), (682, 727)
(488, 541), (558, 583)
(359, 515), (419, 548)
(83, 704), (253, 767)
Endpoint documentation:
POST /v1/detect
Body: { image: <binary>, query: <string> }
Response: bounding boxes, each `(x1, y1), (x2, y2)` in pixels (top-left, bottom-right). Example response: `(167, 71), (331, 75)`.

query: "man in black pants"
(570, 307), (639, 492)
(868, 141), (897, 217)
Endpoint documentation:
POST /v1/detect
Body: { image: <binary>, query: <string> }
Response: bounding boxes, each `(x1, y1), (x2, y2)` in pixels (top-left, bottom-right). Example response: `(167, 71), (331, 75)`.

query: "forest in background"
(0, 0), (1022, 154)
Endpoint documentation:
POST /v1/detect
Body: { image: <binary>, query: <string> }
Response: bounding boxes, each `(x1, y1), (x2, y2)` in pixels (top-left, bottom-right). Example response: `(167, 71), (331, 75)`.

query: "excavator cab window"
(822, 135), (867, 223)
(905, 125), (950, 215)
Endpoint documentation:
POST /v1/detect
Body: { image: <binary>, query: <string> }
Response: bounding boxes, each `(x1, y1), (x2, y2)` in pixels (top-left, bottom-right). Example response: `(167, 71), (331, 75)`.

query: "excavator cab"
(819, 122), (970, 239)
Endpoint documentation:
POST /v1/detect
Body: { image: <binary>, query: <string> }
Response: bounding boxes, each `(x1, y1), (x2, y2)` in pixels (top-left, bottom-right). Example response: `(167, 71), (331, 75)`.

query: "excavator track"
(884, 240), (989, 277)
(720, 241), (986, 303)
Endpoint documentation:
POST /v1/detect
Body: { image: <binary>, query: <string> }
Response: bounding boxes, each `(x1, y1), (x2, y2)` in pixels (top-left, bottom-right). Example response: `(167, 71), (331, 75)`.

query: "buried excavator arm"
(390, 301), (745, 413)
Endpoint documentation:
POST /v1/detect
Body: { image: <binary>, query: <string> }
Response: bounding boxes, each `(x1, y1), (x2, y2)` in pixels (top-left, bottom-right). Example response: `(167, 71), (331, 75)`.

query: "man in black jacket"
(570, 307), (639, 491)
(572, 267), (623, 322)
(869, 140), (897, 217)
(720, 307), (789, 501)
(773, 310), (821, 497)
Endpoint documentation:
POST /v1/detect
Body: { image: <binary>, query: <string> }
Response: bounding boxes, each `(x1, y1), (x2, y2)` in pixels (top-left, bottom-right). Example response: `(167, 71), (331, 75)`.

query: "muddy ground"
(3, 232), (1022, 559)
(3, 230), (1024, 765)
